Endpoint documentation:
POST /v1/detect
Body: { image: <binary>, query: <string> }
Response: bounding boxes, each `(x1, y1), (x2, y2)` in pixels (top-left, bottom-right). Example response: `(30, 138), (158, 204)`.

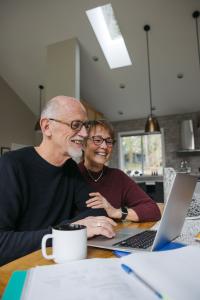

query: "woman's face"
(84, 125), (114, 167)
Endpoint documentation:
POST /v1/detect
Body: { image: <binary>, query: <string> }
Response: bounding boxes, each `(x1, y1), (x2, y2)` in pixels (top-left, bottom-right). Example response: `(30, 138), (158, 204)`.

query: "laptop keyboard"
(113, 230), (157, 249)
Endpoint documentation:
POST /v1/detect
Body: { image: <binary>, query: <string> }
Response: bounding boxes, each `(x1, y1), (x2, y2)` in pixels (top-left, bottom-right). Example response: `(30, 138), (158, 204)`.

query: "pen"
(113, 250), (130, 257)
(121, 263), (165, 299)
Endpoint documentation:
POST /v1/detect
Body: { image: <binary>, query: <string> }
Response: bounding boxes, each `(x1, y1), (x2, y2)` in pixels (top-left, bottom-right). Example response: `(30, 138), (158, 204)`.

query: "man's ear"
(40, 118), (52, 137)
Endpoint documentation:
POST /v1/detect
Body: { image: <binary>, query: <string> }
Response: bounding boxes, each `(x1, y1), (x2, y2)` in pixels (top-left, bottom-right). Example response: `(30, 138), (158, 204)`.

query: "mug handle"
(41, 234), (54, 260)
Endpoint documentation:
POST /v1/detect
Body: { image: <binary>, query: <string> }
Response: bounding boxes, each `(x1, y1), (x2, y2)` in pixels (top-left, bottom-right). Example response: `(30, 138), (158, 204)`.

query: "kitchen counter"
(132, 175), (163, 184)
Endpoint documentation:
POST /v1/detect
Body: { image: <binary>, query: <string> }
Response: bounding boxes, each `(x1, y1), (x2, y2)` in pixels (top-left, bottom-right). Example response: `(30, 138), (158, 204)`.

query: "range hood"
(181, 120), (195, 150)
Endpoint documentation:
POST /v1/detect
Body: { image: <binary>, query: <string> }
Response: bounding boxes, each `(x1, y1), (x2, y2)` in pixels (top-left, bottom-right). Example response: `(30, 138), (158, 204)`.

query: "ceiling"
(0, 0), (200, 121)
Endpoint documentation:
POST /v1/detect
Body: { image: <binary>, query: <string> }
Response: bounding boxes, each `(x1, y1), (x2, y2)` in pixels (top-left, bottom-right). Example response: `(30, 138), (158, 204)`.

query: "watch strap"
(121, 206), (128, 221)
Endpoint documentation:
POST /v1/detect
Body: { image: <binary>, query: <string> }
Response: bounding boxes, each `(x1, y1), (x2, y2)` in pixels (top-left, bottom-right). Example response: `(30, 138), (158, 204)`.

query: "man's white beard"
(67, 146), (82, 160)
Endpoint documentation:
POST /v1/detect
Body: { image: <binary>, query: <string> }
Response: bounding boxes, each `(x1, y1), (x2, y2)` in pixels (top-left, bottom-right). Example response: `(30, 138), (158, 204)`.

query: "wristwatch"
(121, 206), (128, 221)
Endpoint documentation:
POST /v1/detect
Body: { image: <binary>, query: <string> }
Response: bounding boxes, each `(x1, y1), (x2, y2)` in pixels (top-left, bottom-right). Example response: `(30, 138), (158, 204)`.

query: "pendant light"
(192, 11), (200, 129)
(193, 11), (200, 68)
(144, 25), (160, 133)
(34, 85), (44, 131)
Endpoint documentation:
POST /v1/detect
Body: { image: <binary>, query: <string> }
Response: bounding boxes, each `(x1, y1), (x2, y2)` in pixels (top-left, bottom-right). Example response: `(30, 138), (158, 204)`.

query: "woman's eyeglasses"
(88, 136), (115, 147)
(49, 118), (91, 131)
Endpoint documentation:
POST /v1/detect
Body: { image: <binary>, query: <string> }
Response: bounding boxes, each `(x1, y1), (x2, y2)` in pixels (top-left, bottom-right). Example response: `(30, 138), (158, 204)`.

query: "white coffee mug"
(41, 224), (87, 263)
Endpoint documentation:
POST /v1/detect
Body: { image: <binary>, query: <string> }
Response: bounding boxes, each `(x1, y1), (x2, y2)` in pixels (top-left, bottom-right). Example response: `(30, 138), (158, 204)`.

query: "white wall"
(46, 38), (80, 102)
(0, 76), (36, 149)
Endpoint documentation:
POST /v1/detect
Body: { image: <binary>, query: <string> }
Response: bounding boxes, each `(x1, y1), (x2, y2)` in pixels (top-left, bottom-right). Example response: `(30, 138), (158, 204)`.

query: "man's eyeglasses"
(88, 136), (115, 147)
(49, 118), (91, 131)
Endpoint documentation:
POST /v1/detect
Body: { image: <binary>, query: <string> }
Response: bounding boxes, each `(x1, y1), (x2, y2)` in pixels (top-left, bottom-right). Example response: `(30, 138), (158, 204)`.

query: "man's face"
(48, 106), (88, 159)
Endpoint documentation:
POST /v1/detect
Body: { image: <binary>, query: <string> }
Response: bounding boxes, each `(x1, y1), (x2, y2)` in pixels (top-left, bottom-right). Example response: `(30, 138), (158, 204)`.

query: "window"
(86, 4), (132, 69)
(119, 131), (164, 176)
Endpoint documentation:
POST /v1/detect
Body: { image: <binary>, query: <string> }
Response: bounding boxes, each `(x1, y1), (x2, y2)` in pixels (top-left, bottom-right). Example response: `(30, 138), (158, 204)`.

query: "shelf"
(177, 149), (200, 154)
(133, 176), (163, 183)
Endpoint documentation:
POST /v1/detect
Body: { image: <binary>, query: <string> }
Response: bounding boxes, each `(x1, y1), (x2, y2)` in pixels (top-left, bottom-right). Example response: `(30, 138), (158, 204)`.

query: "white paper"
(21, 258), (157, 300)
(122, 246), (200, 300)
(21, 246), (200, 300)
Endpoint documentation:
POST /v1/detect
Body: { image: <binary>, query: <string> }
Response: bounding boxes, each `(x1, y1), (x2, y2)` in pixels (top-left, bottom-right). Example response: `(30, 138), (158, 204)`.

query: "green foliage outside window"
(121, 133), (163, 176)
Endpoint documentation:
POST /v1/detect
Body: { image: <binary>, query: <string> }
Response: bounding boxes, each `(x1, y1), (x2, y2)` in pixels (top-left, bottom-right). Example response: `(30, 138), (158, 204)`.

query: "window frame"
(118, 128), (166, 176)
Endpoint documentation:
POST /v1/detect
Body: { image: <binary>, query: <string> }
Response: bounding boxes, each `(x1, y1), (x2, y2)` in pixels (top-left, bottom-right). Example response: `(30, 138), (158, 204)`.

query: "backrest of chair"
(163, 167), (176, 202)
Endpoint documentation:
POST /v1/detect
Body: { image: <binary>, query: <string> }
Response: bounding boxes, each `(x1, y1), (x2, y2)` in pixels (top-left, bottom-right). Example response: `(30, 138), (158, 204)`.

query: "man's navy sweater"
(0, 147), (105, 265)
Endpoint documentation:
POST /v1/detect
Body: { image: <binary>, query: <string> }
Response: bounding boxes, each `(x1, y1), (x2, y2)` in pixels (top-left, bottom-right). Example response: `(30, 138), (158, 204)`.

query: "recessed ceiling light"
(92, 56), (99, 61)
(86, 4), (132, 69)
(118, 110), (124, 115)
(177, 73), (184, 79)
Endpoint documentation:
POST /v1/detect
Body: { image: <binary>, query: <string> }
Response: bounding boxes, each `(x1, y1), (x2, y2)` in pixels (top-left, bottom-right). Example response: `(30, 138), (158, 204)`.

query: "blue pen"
(121, 263), (165, 299)
(113, 250), (131, 257)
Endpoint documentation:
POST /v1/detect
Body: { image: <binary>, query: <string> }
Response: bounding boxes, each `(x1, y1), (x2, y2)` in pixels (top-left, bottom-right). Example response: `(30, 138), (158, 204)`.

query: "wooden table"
(0, 219), (161, 297)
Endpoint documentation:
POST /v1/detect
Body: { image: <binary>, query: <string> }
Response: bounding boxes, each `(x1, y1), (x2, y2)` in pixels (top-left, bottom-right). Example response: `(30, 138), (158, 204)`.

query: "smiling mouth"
(95, 152), (107, 157)
(71, 139), (83, 145)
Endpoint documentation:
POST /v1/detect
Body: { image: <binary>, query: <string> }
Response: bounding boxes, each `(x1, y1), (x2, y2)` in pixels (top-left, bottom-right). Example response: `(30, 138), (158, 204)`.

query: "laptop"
(88, 173), (197, 252)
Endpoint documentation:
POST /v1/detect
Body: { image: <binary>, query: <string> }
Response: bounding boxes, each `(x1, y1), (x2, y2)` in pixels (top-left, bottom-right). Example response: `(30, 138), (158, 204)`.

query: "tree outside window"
(120, 132), (164, 176)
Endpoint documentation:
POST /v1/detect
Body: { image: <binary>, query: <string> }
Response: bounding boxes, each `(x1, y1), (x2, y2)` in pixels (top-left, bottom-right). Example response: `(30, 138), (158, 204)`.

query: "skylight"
(86, 4), (132, 69)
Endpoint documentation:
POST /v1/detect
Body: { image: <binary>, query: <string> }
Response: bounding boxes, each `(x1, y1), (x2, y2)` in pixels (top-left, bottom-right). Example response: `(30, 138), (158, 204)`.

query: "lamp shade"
(145, 114), (160, 133)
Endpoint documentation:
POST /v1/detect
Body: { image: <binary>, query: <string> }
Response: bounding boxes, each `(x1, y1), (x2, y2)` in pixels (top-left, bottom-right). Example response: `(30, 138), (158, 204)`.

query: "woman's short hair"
(88, 119), (115, 140)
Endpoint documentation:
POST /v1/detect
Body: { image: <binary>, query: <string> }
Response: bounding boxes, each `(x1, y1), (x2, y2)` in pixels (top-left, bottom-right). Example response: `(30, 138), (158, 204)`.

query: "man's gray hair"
(41, 97), (63, 119)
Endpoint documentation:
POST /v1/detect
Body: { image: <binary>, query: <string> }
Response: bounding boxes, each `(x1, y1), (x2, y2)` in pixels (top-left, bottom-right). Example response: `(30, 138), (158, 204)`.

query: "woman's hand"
(86, 192), (121, 219)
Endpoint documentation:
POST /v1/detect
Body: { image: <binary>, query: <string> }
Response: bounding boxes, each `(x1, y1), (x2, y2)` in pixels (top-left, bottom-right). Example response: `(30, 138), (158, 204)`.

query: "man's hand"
(86, 192), (121, 219)
(73, 216), (117, 238)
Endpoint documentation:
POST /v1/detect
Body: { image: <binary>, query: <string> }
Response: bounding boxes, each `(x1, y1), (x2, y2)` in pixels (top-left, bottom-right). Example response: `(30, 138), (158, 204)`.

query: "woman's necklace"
(86, 168), (104, 182)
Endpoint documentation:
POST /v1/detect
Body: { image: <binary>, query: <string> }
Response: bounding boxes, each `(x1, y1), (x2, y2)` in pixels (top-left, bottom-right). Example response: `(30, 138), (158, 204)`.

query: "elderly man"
(0, 96), (115, 266)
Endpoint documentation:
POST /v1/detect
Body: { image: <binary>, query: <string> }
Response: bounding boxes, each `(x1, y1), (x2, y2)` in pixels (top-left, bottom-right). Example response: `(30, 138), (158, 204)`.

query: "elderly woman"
(78, 120), (161, 222)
